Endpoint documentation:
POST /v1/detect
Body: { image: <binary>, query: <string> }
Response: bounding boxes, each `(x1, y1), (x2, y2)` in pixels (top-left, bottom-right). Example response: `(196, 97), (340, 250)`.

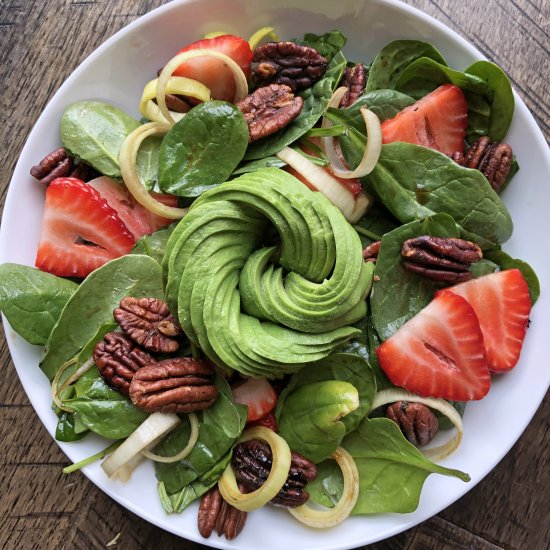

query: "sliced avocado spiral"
(164, 168), (373, 377)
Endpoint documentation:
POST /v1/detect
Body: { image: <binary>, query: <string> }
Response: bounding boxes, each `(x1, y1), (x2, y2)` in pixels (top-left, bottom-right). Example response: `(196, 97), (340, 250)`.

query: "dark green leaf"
(136, 134), (163, 191)
(232, 156), (286, 176)
(297, 30), (347, 61)
(132, 223), (177, 265)
(306, 458), (343, 508)
(435, 401), (466, 431)
(55, 411), (89, 442)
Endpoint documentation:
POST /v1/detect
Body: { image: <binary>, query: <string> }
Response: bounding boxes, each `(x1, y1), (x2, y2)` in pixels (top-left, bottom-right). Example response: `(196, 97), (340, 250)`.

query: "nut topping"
(93, 332), (156, 395)
(30, 147), (98, 186)
(339, 64), (367, 108)
(237, 84), (304, 142)
(386, 401), (439, 446)
(252, 42), (328, 92)
(198, 486), (247, 540)
(401, 236), (483, 283)
(363, 240), (381, 262)
(114, 297), (183, 353)
(453, 136), (513, 191)
(129, 357), (217, 413)
(231, 439), (317, 507)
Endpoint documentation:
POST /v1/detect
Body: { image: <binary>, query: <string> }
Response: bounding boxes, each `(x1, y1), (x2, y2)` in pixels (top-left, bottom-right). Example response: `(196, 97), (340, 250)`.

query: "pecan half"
(231, 439), (317, 507)
(454, 136), (513, 191)
(129, 357), (218, 413)
(401, 236), (483, 282)
(339, 64), (367, 108)
(237, 84), (304, 142)
(363, 240), (381, 262)
(30, 147), (98, 186)
(114, 297), (183, 353)
(198, 486), (247, 540)
(386, 401), (439, 446)
(93, 332), (156, 395)
(252, 42), (328, 92)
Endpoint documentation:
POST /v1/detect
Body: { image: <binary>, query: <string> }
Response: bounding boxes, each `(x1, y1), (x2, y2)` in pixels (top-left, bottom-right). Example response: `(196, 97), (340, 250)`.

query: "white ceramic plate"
(1, 1), (549, 549)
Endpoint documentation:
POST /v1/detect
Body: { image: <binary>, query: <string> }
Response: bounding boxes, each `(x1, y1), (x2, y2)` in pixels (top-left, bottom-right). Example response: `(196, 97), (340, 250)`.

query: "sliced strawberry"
(87, 176), (177, 240)
(381, 83), (468, 155)
(376, 292), (490, 401)
(173, 34), (253, 102)
(35, 177), (135, 278)
(248, 411), (278, 432)
(231, 378), (278, 423)
(438, 269), (531, 372)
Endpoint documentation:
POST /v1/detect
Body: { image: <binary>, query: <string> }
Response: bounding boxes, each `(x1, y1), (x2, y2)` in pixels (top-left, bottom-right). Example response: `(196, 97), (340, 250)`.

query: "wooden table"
(1, 1), (548, 548)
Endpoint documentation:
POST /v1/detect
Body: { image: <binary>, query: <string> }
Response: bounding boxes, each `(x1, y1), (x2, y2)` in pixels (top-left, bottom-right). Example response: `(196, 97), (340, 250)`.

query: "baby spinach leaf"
(136, 134), (163, 191)
(366, 40), (447, 93)
(343, 417), (469, 514)
(158, 101), (248, 197)
(63, 367), (147, 439)
(61, 101), (140, 178)
(465, 60), (515, 142)
(435, 401), (466, 431)
(40, 255), (165, 380)
(365, 142), (514, 248)
(464, 91), (491, 143)
(55, 411), (89, 442)
(278, 380), (359, 463)
(154, 376), (247, 495)
(0, 263), (77, 345)
(353, 203), (400, 246)
(297, 30), (347, 61)
(370, 214), (460, 341)
(244, 51), (347, 159)
(132, 223), (177, 265)
(306, 457), (343, 508)
(232, 156), (286, 175)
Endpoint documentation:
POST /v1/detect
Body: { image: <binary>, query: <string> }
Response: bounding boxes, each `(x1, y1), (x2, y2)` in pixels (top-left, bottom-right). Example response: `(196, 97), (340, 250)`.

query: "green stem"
(63, 441), (122, 474)
(353, 225), (382, 241)
(306, 125), (346, 138)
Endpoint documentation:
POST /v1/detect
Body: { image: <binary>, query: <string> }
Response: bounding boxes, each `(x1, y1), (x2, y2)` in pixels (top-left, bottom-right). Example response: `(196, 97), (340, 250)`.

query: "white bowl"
(1, 1), (549, 549)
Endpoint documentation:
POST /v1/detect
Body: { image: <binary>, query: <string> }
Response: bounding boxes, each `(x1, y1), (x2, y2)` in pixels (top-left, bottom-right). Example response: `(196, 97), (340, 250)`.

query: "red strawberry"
(231, 378), (278, 423)
(35, 177), (135, 278)
(376, 292), (490, 401)
(381, 83), (468, 155)
(248, 411), (278, 432)
(438, 269), (531, 372)
(173, 34), (253, 102)
(87, 176), (177, 240)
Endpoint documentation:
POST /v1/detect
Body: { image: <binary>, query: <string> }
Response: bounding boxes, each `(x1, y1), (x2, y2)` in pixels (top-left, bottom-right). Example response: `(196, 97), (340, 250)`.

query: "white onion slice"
(288, 447), (359, 528)
(248, 26), (278, 49)
(321, 87), (382, 179)
(119, 121), (188, 219)
(370, 388), (464, 460)
(276, 146), (370, 223)
(157, 49), (249, 125)
(101, 412), (181, 478)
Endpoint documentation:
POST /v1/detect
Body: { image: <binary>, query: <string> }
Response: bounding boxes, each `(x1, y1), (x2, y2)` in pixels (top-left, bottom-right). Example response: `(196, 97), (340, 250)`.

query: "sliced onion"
(288, 447), (359, 528)
(119, 122), (188, 219)
(370, 388), (464, 461)
(348, 191), (373, 224)
(203, 31), (226, 39)
(139, 76), (211, 124)
(321, 87), (382, 179)
(142, 412), (199, 463)
(277, 146), (359, 222)
(157, 49), (249, 125)
(218, 426), (291, 512)
(51, 358), (78, 412)
(101, 412), (181, 478)
(248, 26), (278, 49)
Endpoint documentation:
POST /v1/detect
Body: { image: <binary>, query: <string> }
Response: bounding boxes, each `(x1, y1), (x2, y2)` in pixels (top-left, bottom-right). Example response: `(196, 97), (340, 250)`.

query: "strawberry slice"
(438, 269), (531, 372)
(381, 83), (468, 155)
(87, 176), (177, 240)
(376, 292), (490, 401)
(35, 177), (135, 278)
(173, 34), (253, 102)
(231, 378), (278, 423)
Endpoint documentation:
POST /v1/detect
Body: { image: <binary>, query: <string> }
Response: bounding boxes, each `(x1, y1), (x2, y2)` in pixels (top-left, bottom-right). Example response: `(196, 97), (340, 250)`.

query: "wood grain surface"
(1, 1), (549, 549)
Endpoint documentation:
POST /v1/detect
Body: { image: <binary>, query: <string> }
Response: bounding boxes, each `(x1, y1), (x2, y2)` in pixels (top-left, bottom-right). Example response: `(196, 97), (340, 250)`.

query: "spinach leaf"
(158, 101), (248, 197)
(366, 40), (447, 93)
(353, 203), (400, 246)
(465, 60), (515, 141)
(63, 367), (147, 439)
(297, 30), (347, 61)
(278, 380), (359, 463)
(61, 101), (140, 178)
(244, 51), (347, 159)
(484, 249), (540, 304)
(306, 457), (343, 508)
(154, 376), (247, 495)
(343, 417), (469, 514)
(370, 214), (460, 340)
(132, 223), (177, 265)
(0, 263), (77, 345)
(136, 134), (163, 191)
(232, 156), (286, 176)
(435, 401), (466, 431)
(327, 89), (415, 128)
(55, 411), (88, 442)
(40, 255), (165, 379)
(365, 143), (514, 248)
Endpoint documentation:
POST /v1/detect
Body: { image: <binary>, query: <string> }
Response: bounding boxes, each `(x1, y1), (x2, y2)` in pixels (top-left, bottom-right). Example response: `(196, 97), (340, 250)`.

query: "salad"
(0, 25), (540, 542)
